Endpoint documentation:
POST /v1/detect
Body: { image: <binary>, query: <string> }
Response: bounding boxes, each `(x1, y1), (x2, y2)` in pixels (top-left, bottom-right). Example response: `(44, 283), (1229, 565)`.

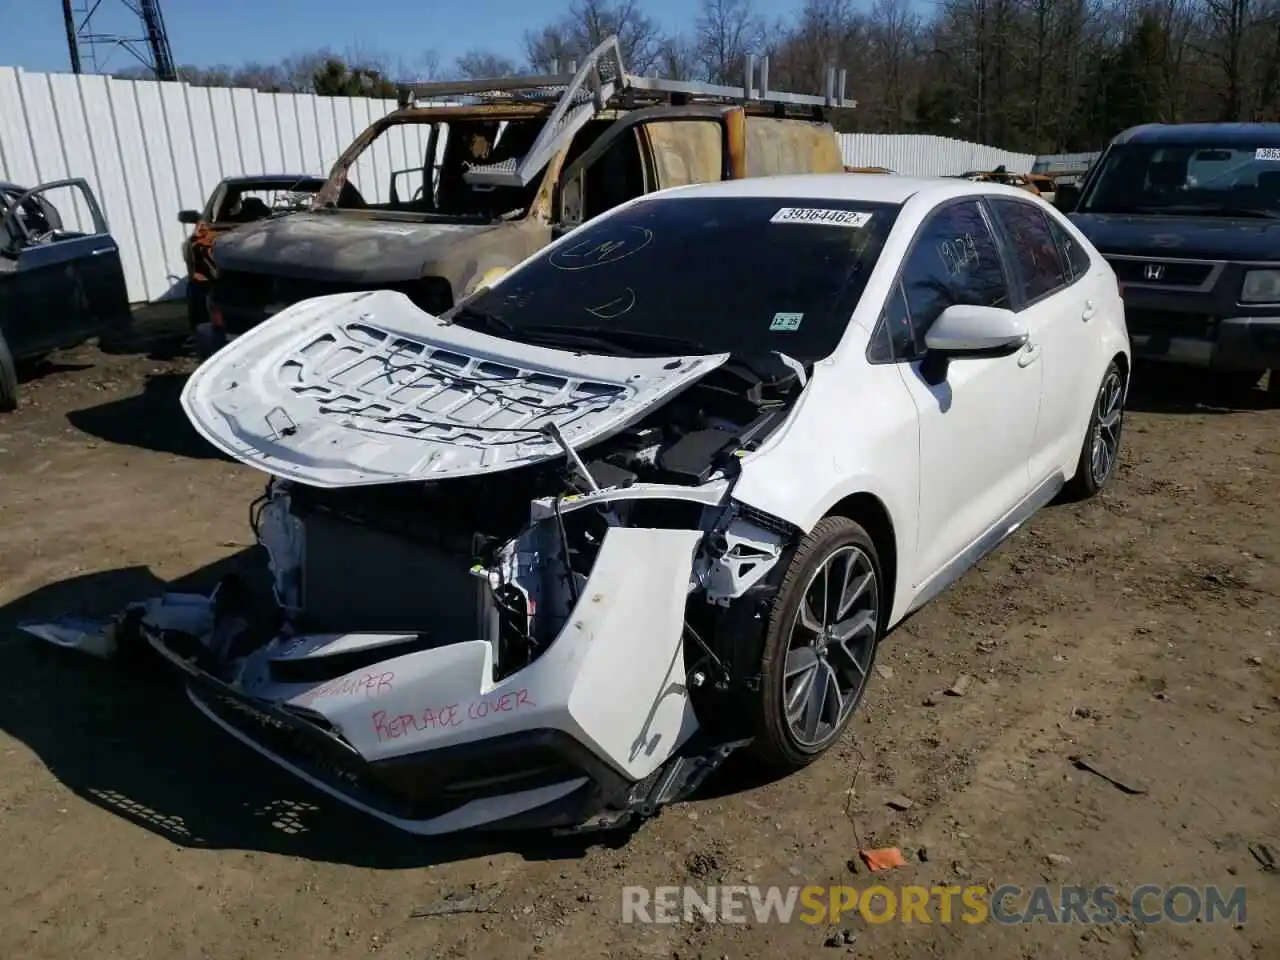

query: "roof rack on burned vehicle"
(396, 35), (857, 190)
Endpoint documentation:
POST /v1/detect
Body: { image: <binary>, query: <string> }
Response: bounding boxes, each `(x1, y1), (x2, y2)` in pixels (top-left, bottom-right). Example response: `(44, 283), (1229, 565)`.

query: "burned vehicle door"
(554, 106), (742, 235)
(0, 179), (129, 360)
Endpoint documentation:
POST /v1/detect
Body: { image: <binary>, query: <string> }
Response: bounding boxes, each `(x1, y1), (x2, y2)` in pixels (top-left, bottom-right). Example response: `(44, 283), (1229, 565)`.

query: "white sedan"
(30, 173), (1130, 835)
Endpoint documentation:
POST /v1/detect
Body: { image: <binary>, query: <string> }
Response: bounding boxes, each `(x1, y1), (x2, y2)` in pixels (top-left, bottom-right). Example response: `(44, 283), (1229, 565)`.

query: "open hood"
(180, 290), (730, 488)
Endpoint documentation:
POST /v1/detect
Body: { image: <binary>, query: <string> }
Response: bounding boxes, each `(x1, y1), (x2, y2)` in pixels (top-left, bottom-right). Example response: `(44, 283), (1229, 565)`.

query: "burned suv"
(1064, 122), (1280, 402)
(199, 36), (853, 356)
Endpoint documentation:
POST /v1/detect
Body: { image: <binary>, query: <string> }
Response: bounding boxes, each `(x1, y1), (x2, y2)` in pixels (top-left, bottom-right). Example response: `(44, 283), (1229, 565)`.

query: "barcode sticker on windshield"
(1256, 148), (1280, 161)
(771, 207), (873, 227)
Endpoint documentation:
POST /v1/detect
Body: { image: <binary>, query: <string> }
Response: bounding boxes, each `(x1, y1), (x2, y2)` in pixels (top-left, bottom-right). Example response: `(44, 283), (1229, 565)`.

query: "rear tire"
(0, 331), (18, 413)
(748, 515), (884, 774)
(1066, 360), (1125, 500)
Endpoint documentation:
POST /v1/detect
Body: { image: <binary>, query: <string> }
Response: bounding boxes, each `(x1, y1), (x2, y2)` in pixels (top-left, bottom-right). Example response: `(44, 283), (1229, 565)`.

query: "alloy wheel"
(1090, 369), (1125, 487)
(782, 544), (879, 749)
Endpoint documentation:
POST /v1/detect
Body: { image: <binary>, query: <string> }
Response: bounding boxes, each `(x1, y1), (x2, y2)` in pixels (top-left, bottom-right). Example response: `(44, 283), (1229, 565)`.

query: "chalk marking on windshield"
(1256, 148), (1280, 162)
(550, 226), (653, 271)
(585, 288), (636, 320)
(770, 207), (872, 227)
(770, 312), (804, 331)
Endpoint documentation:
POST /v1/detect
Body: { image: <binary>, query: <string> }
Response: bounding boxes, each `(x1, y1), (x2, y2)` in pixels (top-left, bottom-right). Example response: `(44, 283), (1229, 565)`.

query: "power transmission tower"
(61, 0), (178, 81)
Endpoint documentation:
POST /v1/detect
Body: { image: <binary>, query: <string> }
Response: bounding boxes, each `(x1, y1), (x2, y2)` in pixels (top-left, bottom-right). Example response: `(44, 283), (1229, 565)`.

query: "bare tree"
(524, 0), (665, 74)
(693, 0), (765, 83)
(656, 34), (700, 79)
(864, 0), (921, 128)
(453, 50), (522, 78)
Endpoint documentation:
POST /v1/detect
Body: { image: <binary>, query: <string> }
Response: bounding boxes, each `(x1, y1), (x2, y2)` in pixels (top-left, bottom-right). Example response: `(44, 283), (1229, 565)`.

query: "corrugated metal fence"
(838, 134), (1035, 178)
(0, 65), (1035, 305)
(1033, 151), (1102, 174)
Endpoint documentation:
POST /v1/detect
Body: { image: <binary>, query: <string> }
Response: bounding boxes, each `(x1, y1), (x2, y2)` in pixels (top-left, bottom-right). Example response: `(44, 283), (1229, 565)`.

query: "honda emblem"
(1143, 263), (1165, 281)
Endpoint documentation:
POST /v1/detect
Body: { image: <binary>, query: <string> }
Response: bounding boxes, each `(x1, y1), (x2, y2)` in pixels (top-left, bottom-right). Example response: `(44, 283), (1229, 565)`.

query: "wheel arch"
(824, 492), (898, 626)
(1112, 349), (1130, 397)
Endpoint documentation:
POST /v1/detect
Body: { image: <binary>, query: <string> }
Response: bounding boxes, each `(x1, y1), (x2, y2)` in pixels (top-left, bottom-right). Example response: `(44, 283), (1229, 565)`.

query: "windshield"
(448, 195), (899, 368)
(1081, 143), (1280, 216)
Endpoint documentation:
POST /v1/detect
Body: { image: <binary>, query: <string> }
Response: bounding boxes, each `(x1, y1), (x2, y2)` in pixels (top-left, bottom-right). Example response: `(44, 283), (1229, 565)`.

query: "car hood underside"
(180, 289), (731, 487)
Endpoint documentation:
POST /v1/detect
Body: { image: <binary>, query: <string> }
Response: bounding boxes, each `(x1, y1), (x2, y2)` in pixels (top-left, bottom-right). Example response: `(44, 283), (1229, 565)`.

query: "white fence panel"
(838, 133), (1036, 177)
(0, 65), (406, 303)
(1, 66), (1037, 304)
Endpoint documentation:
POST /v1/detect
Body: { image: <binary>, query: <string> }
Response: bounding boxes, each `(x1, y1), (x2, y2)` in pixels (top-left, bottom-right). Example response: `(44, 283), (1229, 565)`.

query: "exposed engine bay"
(249, 358), (800, 686)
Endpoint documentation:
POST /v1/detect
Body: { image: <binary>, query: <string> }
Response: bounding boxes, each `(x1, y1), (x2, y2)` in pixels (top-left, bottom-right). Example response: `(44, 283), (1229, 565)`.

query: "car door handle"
(1082, 300), (1096, 321)
(1017, 342), (1042, 367)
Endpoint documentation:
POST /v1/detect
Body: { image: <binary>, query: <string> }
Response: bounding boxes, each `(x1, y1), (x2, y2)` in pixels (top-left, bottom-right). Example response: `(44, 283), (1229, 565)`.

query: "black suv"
(1061, 123), (1280, 401)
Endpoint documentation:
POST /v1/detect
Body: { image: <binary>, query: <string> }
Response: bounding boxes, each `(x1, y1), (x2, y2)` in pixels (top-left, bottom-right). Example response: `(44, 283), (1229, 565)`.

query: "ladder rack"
(396, 36), (856, 189)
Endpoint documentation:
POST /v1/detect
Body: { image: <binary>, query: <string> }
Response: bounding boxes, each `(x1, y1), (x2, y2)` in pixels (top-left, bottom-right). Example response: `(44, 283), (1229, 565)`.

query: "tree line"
(111, 0), (1280, 155)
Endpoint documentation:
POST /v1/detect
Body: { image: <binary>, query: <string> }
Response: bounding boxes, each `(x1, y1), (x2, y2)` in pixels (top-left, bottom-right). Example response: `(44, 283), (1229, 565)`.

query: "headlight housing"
(1240, 269), (1280, 303)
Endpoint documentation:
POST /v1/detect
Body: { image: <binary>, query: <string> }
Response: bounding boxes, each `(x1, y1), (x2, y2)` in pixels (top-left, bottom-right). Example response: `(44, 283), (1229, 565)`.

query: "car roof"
(641, 172), (1039, 207)
(1111, 122), (1280, 147)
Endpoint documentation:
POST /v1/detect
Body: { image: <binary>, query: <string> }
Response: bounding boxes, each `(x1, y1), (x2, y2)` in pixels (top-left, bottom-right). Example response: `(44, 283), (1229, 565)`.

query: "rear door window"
(989, 198), (1068, 302)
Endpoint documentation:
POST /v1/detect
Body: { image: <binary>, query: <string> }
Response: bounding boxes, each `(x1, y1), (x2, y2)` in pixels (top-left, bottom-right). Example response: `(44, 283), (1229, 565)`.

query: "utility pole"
(62, 0), (81, 73)
(61, 0), (178, 81)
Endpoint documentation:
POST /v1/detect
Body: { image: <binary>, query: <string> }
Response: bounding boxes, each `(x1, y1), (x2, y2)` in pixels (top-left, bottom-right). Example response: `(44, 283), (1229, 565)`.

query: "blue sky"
(1, 0), (813, 77)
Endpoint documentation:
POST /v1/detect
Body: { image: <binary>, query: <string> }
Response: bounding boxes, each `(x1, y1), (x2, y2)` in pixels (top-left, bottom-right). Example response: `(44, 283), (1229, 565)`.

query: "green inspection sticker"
(770, 312), (804, 331)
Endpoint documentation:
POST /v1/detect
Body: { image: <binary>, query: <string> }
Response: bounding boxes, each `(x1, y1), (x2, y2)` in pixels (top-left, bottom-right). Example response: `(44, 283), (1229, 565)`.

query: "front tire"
(748, 516), (883, 774)
(1066, 360), (1125, 500)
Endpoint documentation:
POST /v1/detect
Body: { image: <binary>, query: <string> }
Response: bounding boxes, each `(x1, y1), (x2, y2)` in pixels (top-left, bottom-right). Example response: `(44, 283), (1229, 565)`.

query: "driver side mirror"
(925, 304), (1027, 356)
(921, 304), (1027, 383)
(1053, 183), (1080, 212)
(178, 209), (201, 225)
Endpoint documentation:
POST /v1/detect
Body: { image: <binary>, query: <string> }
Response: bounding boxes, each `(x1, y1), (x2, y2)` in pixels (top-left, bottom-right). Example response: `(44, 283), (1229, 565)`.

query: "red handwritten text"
(372, 689), (536, 742)
(298, 670), (395, 704)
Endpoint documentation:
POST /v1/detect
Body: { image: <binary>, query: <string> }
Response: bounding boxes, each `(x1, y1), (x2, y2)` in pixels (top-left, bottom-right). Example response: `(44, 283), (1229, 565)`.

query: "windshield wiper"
(445, 303), (516, 335)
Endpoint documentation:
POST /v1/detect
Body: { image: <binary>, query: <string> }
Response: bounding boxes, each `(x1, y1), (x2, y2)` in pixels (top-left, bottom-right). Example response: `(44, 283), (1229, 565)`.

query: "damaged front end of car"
(22, 288), (809, 835)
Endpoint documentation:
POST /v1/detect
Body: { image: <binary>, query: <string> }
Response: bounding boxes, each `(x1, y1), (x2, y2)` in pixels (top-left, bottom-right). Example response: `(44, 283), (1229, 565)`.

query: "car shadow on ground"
(64, 372), (234, 462)
(15, 358), (97, 385)
(0, 553), (627, 869)
(1125, 363), (1276, 414)
(97, 301), (194, 362)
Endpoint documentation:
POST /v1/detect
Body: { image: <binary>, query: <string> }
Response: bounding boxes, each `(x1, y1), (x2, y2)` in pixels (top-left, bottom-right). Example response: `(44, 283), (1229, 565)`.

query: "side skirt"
(904, 470), (1066, 619)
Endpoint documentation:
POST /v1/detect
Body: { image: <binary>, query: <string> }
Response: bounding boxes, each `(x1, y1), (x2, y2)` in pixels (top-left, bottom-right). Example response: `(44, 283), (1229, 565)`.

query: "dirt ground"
(0, 311), (1276, 960)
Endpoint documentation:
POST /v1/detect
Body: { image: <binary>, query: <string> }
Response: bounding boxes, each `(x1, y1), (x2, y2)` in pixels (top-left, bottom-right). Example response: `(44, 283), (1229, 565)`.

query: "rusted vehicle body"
(177, 175), (330, 328)
(200, 37), (854, 355)
(955, 170), (1041, 195)
(1025, 173), (1057, 201)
